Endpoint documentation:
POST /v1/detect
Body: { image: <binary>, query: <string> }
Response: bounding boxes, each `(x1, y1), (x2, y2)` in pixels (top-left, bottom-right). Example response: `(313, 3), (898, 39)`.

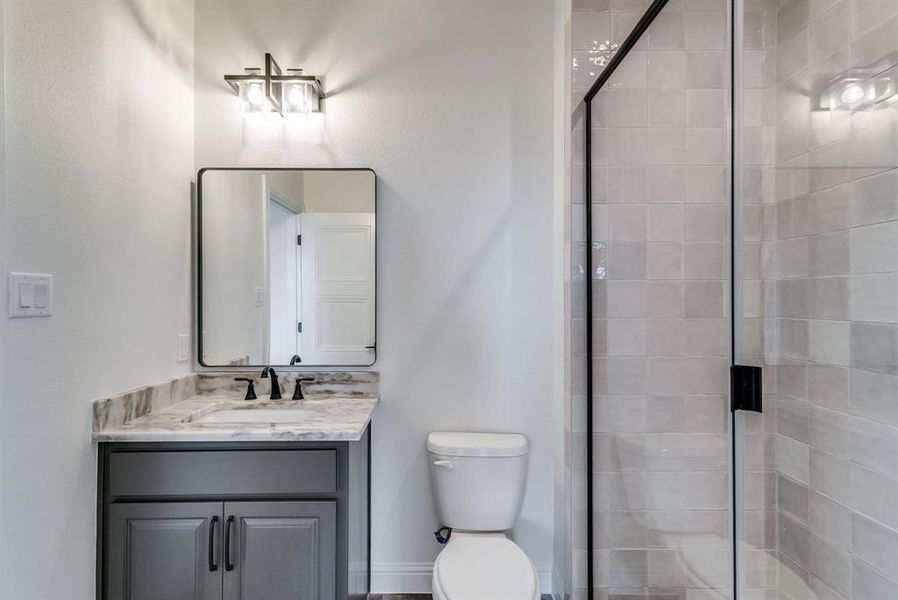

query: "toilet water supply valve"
(434, 525), (452, 545)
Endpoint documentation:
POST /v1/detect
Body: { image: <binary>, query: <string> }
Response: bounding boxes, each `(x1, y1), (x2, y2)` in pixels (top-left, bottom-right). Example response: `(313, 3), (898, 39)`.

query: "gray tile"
(778, 397), (810, 444)
(850, 273), (898, 323)
(851, 463), (898, 531)
(809, 406), (849, 458)
(684, 282), (723, 317)
(810, 491), (850, 548)
(608, 243), (647, 280)
(851, 513), (898, 577)
(809, 231), (850, 276)
(849, 415), (898, 478)
(852, 558), (898, 600)
(852, 169), (898, 226)
(810, 449), (850, 504)
(808, 276), (849, 320)
(779, 512), (811, 569)
(851, 368), (898, 427)
(850, 323), (898, 375)
(809, 534), (851, 597)
(778, 473), (810, 524)
(851, 221), (898, 274)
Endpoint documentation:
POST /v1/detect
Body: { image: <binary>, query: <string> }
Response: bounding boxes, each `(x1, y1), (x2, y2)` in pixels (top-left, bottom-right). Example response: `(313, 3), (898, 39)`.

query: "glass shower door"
(575, 0), (734, 597)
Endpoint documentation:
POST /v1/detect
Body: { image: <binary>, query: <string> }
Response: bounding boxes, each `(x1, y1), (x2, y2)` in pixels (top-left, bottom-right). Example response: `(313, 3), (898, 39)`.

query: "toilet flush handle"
(432, 459), (454, 470)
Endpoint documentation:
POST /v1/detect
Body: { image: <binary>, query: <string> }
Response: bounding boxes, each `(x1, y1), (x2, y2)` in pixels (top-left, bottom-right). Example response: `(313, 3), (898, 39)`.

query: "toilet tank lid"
(427, 432), (528, 457)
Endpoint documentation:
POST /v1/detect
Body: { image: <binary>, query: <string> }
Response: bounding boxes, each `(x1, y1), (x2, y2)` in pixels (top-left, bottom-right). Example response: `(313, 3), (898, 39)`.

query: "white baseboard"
(370, 562), (432, 594)
(370, 561), (555, 595)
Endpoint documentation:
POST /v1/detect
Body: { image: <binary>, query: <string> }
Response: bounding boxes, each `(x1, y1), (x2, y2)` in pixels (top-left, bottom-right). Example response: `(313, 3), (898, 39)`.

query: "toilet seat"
(432, 533), (540, 600)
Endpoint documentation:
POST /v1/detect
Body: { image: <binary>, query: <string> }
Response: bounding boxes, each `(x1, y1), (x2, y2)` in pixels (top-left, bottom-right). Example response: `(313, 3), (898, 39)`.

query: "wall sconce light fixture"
(816, 62), (898, 111)
(224, 53), (325, 116)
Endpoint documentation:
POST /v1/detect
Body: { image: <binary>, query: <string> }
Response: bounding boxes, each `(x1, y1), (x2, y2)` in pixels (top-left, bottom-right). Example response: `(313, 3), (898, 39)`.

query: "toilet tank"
(427, 431), (529, 531)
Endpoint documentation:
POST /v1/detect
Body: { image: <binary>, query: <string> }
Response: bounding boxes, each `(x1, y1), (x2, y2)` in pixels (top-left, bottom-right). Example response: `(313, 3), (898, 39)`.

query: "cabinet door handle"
(208, 515), (220, 572)
(224, 515), (235, 571)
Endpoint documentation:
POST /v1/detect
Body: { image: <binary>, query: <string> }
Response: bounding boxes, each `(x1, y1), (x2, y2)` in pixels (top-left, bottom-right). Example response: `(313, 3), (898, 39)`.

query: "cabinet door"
(107, 502), (223, 600)
(223, 501), (336, 600)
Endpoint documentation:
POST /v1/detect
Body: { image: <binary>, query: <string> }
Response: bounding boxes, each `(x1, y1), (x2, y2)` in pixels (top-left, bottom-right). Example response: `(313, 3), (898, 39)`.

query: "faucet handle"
(233, 377), (257, 401)
(292, 378), (316, 400)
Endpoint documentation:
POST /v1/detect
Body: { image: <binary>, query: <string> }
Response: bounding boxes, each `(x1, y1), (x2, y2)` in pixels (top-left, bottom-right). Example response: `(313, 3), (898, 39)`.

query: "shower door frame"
(578, 0), (746, 597)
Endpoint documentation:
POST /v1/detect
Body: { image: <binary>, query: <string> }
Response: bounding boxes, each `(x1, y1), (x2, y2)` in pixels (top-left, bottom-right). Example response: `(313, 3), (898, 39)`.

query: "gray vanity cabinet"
(107, 502), (222, 600)
(224, 501), (336, 600)
(97, 434), (369, 600)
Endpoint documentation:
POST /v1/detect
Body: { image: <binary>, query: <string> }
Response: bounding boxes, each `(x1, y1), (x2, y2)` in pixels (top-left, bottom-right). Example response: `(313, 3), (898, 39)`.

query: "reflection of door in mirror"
(300, 213), (375, 365)
(267, 196), (299, 365)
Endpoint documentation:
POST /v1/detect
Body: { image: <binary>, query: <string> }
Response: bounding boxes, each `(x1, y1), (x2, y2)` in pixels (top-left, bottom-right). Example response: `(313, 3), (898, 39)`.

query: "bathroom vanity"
(90, 167), (379, 599)
(92, 373), (377, 600)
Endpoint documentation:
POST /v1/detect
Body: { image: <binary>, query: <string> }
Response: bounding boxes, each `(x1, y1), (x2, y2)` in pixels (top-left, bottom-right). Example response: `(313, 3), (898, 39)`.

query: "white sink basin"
(194, 407), (314, 425)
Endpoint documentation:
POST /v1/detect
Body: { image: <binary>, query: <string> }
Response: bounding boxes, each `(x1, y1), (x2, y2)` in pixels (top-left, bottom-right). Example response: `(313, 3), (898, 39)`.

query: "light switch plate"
(254, 286), (265, 308)
(177, 334), (190, 363)
(8, 273), (52, 317)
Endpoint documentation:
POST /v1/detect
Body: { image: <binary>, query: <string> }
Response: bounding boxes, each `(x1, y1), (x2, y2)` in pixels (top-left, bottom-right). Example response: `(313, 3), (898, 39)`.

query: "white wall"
(195, 0), (557, 591)
(201, 170), (267, 365)
(553, 1), (572, 597)
(266, 170), (305, 212)
(0, 1), (195, 597)
(303, 170), (374, 213)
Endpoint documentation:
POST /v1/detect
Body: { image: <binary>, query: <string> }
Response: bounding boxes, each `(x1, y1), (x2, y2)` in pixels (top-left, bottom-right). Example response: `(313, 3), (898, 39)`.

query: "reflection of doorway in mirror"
(300, 213), (375, 365)
(268, 196), (300, 364)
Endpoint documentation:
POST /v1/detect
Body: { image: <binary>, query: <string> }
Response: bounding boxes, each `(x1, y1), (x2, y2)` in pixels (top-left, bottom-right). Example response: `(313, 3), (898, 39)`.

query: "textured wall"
(0, 1), (195, 597)
(194, 0), (558, 592)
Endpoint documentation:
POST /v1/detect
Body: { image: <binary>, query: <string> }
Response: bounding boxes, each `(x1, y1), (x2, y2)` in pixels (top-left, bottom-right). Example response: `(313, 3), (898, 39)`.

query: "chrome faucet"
(260, 367), (282, 400)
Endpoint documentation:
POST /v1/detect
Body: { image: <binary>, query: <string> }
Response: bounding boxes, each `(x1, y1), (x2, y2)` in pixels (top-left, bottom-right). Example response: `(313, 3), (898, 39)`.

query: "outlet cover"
(177, 334), (190, 363)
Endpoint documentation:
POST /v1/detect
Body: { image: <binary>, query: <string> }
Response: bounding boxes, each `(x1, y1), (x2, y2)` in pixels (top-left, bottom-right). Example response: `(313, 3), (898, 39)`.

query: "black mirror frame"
(195, 167), (377, 369)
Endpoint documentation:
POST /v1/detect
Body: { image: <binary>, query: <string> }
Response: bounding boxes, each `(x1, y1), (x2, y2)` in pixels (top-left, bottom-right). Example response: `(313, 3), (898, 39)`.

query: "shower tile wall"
(573, 0), (733, 597)
(763, 0), (898, 598)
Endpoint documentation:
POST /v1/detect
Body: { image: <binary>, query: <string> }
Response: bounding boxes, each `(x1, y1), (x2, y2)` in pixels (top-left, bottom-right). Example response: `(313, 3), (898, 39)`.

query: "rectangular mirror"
(197, 168), (376, 367)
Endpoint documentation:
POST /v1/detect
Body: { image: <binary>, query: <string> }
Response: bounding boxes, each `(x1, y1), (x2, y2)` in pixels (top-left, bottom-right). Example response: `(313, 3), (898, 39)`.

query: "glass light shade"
(870, 76), (896, 104)
(283, 81), (311, 115)
(827, 78), (865, 110)
(823, 73), (898, 111)
(239, 79), (266, 113)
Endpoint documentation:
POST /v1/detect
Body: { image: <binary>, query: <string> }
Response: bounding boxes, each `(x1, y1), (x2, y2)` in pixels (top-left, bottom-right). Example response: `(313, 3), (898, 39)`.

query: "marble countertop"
(91, 372), (378, 443)
(92, 395), (377, 442)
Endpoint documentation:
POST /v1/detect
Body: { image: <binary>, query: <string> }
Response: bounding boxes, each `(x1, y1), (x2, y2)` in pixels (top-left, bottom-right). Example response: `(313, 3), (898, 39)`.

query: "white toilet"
(427, 431), (541, 600)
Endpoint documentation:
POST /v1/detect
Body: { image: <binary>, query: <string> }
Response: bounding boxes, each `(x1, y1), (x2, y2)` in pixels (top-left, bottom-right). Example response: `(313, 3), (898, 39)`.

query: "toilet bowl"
(428, 431), (541, 600)
(432, 532), (540, 600)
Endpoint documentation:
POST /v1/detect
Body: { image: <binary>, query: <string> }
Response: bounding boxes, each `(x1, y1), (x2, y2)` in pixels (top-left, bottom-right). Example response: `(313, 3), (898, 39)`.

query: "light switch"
(8, 273), (52, 318)
(254, 286), (265, 308)
(19, 283), (34, 308)
(34, 283), (49, 308)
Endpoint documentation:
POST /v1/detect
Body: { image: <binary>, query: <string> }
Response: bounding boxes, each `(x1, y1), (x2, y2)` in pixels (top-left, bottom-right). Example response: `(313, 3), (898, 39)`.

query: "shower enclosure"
(571, 0), (898, 597)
